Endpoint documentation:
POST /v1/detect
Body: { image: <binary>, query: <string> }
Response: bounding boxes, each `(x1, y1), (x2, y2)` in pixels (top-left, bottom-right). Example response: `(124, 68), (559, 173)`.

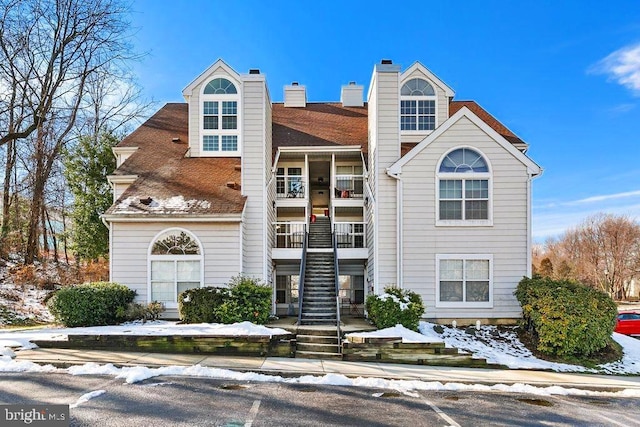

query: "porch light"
(272, 200), (276, 211)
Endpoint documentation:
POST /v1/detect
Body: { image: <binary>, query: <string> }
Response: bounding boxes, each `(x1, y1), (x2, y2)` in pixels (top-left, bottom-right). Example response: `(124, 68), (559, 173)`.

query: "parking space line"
(244, 399), (261, 427)
(423, 398), (460, 427)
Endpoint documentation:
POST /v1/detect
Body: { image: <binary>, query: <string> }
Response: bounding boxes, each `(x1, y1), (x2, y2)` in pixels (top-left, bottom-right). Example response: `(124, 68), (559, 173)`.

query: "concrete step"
(296, 327), (340, 336)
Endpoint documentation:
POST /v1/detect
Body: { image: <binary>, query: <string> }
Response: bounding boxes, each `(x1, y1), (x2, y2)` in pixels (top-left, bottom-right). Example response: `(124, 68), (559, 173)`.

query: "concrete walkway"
(13, 347), (640, 392)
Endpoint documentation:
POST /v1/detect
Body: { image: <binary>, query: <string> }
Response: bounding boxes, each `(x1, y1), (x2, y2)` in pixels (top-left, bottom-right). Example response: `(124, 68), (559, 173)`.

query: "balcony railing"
(334, 175), (364, 199)
(276, 175), (306, 199)
(274, 221), (306, 248)
(334, 222), (366, 248)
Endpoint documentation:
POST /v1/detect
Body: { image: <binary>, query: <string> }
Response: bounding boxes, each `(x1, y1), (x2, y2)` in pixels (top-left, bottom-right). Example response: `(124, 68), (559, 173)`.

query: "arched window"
(401, 78), (436, 131)
(149, 229), (203, 306)
(437, 148), (491, 223)
(201, 77), (240, 155)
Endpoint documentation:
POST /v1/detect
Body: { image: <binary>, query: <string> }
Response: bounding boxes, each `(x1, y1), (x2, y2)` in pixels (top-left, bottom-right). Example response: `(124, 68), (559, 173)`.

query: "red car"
(615, 311), (640, 336)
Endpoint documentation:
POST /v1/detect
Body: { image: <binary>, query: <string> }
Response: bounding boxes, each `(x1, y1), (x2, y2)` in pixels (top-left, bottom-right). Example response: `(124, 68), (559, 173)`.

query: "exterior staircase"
(296, 216), (341, 359)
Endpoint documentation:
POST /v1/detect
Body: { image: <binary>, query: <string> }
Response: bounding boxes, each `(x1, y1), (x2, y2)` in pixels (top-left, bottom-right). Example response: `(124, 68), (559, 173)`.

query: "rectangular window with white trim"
(436, 254), (493, 308)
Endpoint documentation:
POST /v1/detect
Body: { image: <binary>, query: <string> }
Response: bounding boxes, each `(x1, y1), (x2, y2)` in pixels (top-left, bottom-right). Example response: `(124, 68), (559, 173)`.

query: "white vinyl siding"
(110, 222), (241, 318)
(399, 115), (530, 320)
(241, 77), (268, 279)
(371, 67), (400, 289)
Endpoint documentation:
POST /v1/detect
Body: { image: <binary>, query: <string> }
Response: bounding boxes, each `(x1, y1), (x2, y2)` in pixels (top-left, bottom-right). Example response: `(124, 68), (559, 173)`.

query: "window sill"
(199, 151), (241, 157)
(435, 301), (493, 309)
(436, 220), (493, 227)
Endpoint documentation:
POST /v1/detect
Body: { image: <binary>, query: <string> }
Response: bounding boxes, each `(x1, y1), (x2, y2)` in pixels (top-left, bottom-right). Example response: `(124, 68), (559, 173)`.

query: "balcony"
(276, 175), (306, 199)
(334, 222), (367, 259)
(334, 175), (364, 199)
(273, 221), (305, 260)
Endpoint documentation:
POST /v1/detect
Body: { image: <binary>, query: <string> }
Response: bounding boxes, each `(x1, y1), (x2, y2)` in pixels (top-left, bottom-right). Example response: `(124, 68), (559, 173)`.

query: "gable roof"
(401, 62), (455, 97)
(389, 106), (542, 176)
(105, 103), (246, 218)
(182, 59), (242, 98)
(450, 100), (525, 146)
(272, 102), (368, 156)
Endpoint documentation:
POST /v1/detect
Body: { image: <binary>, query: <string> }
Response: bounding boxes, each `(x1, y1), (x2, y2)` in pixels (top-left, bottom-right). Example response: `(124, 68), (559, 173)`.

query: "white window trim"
(147, 227), (205, 309)
(199, 75), (242, 157)
(435, 147), (493, 227)
(400, 78), (437, 135)
(435, 254), (493, 308)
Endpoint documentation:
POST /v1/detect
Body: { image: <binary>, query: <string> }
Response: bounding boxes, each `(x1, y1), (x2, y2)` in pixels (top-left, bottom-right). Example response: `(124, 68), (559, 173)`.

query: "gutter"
(385, 168), (403, 288)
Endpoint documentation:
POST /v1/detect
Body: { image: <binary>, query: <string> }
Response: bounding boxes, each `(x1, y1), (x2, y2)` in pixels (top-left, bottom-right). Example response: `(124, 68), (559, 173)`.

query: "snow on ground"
(0, 320), (291, 350)
(1, 320), (640, 398)
(69, 390), (106, 409)
(345, 324), (442, 343)
(0, 261), (54, 326)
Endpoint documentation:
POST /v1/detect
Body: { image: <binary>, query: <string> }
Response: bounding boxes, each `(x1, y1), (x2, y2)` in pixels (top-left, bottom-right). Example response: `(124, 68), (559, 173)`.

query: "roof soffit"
(389, 106), (541, 175)
(400, 61), (455, 97)
(182, 58), (242, 98)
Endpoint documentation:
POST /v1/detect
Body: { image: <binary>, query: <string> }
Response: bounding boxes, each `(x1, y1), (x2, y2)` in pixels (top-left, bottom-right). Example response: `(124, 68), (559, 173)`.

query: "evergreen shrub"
(47, 282), (136, 327)
(178, 276), (272, 325)
(515, 276), (617, 357)
(365, 287), (425, 331)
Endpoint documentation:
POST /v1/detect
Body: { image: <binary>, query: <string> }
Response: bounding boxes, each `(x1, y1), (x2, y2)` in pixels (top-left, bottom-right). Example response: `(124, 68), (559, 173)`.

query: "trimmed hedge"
(178, 287), (228, 324)
(515, 276), (617, 357)
(365, 287), (425, 331)
(178, 276), (272, 325)
(47, 282), (136, 327)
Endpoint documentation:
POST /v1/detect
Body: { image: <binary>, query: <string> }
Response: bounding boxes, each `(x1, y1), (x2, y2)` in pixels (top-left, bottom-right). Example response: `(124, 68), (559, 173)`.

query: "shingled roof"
(272, 103), (368, 154)
(105, 103), (246, 217)
(107, 99), (525, 216)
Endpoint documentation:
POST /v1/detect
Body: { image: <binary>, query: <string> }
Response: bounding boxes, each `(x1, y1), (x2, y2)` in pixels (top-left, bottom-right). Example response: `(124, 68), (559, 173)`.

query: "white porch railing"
(333, 222), (366, 248)
(274, 221), (306, 248)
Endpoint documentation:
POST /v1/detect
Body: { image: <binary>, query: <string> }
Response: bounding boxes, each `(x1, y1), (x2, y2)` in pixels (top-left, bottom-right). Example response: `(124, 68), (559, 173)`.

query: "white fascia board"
(182, 58), (241, 97)
(388, 106), (542, 176)
(277, 146), (363, 154)
(112, 146), (138, 156)
(401, 62), (455, 98)
(106, 174), (138, 185)
(102, 214), (243, 223)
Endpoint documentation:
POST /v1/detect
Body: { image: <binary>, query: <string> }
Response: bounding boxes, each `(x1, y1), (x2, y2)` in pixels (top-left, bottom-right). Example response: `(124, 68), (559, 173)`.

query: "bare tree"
(0, 0), (142, 262)
(537, 213), (640, 300)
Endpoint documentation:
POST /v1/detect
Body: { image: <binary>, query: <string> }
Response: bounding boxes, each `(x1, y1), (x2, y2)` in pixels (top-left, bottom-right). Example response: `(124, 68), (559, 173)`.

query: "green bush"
(47, 282), (136, 327)
(178, 276), (272, 325)
(515, 276), (617, 357)
(365, 287), (425, 331)
(178, 287), (229, 323)
(217, 276), (272, 325)
(116, 301), (165, 323)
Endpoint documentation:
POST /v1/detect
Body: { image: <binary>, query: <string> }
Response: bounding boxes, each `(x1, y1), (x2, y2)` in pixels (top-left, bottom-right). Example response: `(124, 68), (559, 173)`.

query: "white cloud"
(591, 42), (640, 95)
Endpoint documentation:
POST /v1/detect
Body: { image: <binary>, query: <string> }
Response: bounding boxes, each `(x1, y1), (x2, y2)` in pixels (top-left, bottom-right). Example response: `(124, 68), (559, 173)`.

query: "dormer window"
(401, 78), (436, 131)
(201, 77), (240, 156)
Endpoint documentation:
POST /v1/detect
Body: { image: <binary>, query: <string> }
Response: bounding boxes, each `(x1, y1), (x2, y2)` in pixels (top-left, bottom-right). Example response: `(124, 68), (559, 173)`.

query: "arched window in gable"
(437, 148), (491, 223)
(149, 228), (203, 306)
(401, 78), (436, 131)
(201, 77), (240, 155)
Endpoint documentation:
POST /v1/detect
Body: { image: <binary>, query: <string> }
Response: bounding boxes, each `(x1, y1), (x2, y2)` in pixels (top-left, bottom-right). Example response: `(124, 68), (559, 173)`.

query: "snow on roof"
(112, 195), (212, 214)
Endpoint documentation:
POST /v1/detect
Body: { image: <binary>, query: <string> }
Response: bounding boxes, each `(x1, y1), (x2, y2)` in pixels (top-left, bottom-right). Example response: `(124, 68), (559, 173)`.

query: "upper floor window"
(201, 77), (240, 155)
(401, 78), (436, 131)
(149, 229), (203, 307)
(437, 148), (491, 225)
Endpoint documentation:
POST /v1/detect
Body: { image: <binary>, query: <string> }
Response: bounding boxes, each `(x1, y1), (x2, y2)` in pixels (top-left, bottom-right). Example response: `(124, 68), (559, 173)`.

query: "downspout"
(386, 168), (403, 288)
(101, 215), (113, 282)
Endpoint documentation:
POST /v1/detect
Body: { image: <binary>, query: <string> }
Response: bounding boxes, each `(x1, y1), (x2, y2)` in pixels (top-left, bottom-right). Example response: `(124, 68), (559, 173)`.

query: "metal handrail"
(333, 225), (342, 351)
(297, 224), (308, 325)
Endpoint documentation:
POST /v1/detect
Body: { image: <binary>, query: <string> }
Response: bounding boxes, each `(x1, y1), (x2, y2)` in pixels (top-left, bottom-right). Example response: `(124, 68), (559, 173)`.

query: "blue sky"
(128, 0), (640, 242)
